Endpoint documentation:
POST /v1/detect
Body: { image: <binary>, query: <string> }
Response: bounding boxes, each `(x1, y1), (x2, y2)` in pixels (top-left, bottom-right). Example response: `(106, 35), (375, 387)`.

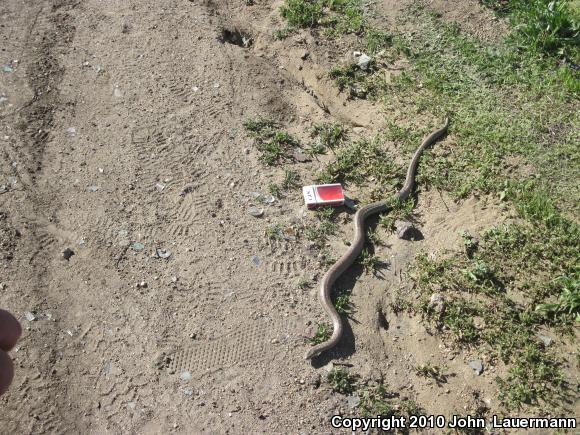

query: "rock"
(113, 86), (123, 98)
(293, 150), (311, 162)
(86, 185), (100, 192)
(131, 242), (144, 251)
(301, 51), (310, 60)
(428, 293), (446, 315)
(468, 360), (484, 375)
(346, 395), (361, 409)
(24, 312), (37, 322)
(155, 248), (172, 259)
(180, 371), (193, 381)
(2, 65), (14, 73)
(62, 248), (75, 260)
(394, 219), (422, 240)
(538, 334), (553, 347)
(181, 387), (194, 396)
(247, 206), (264, 217)
(66, 127), (77, 137)
(252, 255), (260, 266)
(136, 281), (147, 289)
(357, 54), (371, 70)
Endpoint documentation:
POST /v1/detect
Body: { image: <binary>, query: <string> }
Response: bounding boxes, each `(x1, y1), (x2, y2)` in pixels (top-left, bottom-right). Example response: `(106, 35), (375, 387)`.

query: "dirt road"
(1, 1), (513, 432)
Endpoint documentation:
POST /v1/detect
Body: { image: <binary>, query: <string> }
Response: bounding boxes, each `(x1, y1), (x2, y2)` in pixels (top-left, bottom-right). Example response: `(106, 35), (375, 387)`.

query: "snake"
(305, 118), (449, 360)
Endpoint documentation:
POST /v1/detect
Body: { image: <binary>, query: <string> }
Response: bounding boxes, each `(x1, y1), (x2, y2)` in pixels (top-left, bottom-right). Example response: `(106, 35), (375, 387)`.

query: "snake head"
(304, 347), (323, 360)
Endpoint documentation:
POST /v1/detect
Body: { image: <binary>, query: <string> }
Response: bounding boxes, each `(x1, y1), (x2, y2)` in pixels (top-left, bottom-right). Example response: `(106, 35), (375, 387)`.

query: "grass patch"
(311, 322), (331, 344)
(334, 288), (352, 315)
(327, 367), (357, 394)
(244, 118), (301, 165)
(329, 63), (386, 99)
(280, 0), (366, 36)
(482, 0), (580, 62)
(408, 213), (577, 410)
(264, 224), (283, 241)
(415, 363), (448, 384)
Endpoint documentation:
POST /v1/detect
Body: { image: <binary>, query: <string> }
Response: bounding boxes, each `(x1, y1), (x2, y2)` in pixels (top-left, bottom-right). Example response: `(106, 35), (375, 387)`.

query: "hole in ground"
(219, 28), (252, 48)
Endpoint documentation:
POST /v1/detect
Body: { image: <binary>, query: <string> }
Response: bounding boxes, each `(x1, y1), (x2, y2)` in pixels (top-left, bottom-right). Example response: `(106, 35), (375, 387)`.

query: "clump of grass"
(311, 323), (331, 344)
(334, 289), (352, 314)
(378, 197), (415, 231)
(282, 169), (300, 189)
(265, 224), (283, 241)
(359, 248), (382, 273)
(366, 28), (393, 54)
(461, 230), (479, 258)
(327, 368), (357, 394)
(415, 363), (448, 384)
(535, 276), (580, 323)
(297, 275), (312, 289)
(318, 137), (402, 194)
(243, 118), (300, 165)
(280, 0), (366, 35)
(311, 122), (348, 151)
(280, 0), (324, 28)
(268, 183), (282, 199)
(329, 63), (386, 99)
(482, 0), (580, 61)
(305, 206), (339, 249)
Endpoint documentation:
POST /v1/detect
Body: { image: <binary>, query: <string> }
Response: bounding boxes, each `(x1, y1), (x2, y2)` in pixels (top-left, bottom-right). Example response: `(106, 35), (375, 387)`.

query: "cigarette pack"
(302, 183), (345, 209)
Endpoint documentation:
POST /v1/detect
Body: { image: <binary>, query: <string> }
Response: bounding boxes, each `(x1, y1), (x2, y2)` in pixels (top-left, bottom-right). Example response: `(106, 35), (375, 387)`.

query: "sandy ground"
(0, 0), (529, 433)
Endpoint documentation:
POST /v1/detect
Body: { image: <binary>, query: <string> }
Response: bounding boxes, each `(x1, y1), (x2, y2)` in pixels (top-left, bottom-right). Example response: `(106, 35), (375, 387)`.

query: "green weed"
(327, 368), (357, 394)
(244, 118), (301, 165)
(415, 363), (448, 384)
(311, 322), (331, 344)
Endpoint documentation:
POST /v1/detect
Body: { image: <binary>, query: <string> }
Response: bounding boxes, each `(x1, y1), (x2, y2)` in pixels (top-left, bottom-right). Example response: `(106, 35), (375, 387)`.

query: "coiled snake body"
(305, 119), (449, 360)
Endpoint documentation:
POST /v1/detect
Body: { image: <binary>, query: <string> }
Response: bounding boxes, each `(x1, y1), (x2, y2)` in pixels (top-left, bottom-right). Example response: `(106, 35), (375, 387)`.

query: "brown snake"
(305, 119), (449, 360)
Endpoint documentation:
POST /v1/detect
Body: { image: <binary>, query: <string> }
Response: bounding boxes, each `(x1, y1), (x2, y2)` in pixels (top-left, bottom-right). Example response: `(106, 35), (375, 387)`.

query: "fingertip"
(0, 349), (14, 396)
(0, 309), (22, 351)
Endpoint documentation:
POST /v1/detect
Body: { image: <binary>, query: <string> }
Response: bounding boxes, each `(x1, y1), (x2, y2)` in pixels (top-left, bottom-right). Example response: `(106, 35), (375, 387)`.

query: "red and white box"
(302, 183), (345, 209)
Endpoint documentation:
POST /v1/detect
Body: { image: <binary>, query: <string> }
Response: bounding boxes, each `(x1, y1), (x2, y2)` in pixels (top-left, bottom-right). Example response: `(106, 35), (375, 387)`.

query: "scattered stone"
(2, 65), (14, 73)
(538, 334), (553, 347)
(127, 401), (136, 411)
(131, 242), (145, 251)
(468, 360), (484, 376)
(346, 395), (361, 409)
(428, 293), (446, 315)
(66, 127), (77, 137)
(87, 185), (100, 192)
(155, 182), (166, 191)
(293, 150), (311, 162)
(395, 219), (421, 240)
(155, 248), (172, 259)
(353, 51), (362, 57)
(181, 387), (194, 396)
(24, 312), (37, 322)
(252, 255), (260, 266)
(357, 53), (371, 70)
(248, 206), (264, 217)
(136, 281), (147, 289)
(113, 86), (123, 98)
(301, 51), (310, 60)
(180, 371), (193, 381)
(192, 86), (200, 92)
(62, 248), (75, 260)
